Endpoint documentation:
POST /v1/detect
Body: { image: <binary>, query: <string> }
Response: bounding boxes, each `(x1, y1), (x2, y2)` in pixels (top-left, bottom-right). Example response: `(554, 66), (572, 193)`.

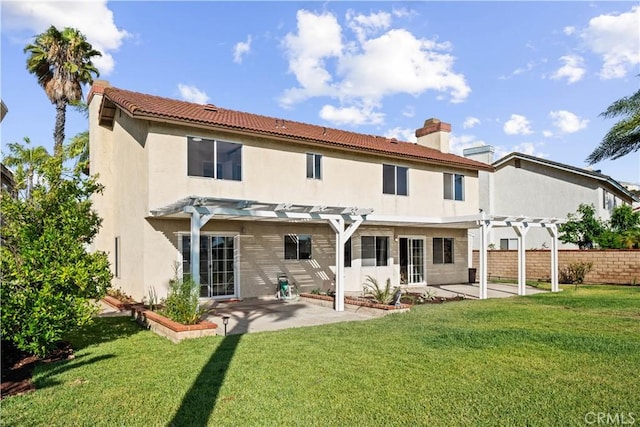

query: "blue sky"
(2, 1), (639, 184)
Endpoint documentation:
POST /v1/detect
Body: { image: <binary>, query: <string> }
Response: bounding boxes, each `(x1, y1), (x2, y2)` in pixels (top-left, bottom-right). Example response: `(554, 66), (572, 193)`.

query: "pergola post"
(329, 217), (363, 312)
(185, 206), (213, 287)
(479, 217), (492, 300)
(513, 223), (529, 296)
(547, 225), (559, 292)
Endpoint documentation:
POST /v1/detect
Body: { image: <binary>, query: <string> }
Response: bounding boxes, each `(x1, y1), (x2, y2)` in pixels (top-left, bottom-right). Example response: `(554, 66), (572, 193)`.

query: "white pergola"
(151, 197), (563, 311)
(475, 212), (563, 299)
(151, 197), (372, 311)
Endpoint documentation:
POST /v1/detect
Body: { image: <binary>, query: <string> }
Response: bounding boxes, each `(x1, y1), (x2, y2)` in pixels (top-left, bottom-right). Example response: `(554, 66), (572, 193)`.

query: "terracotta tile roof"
(100, 86), (493, 172)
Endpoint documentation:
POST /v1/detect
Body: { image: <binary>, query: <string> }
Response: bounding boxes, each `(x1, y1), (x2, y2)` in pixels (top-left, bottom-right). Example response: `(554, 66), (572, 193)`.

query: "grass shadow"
(34, 354), (116, 389)
(169, 334), (242, 427)
(67, 316), (142, 351)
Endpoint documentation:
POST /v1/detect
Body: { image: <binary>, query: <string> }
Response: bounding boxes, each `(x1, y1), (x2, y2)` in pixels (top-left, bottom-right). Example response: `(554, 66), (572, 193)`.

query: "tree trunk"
(54, 101), (66, 155)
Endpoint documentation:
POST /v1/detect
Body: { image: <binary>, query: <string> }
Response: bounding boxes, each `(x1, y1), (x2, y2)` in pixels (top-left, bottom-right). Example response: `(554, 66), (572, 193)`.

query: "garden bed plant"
(131, 273), (217, 342)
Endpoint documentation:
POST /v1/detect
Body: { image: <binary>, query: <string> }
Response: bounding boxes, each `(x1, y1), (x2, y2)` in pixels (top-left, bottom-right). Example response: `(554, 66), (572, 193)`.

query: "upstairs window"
(187, 136), (242, 180)
(361, 236), (389, 266)
(433, 237), (454, 264)
(284, 234), (312, 260)
(383, 164), (408, 195)
(444, 173), (464, 201)
(306, 153), (322, 179)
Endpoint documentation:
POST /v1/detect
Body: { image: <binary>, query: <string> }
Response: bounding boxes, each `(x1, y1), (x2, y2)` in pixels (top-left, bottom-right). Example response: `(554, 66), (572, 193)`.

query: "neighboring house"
(88, 81), (494, 305)
(1, 100), (15, 197)
(0, 100), (7, 122)
(464, 146), (639, 250)
(1, 163), (15, 196)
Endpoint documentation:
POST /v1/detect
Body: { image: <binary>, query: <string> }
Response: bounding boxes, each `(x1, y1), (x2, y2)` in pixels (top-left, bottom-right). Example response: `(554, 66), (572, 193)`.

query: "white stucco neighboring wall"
(467, 154), (635, 250)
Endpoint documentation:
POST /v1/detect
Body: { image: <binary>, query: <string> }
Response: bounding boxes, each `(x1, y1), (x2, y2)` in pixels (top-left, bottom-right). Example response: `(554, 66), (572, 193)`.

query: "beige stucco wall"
(90, 100), (479, 300)
(90, 94), (150, 298)
(144, 219), (470, 300)
(145, 123), (479, 218)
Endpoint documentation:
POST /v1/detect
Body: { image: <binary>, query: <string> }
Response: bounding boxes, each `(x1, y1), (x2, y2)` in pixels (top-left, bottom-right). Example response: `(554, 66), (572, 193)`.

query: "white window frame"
(433, 237), (454, 264)
(114, 236), (121, 278)
(306, 153), (322, 180)
(444, 173), (464, 201)
(361, 236), (389, 267)
(284, 234), (312, 260)
(382, 164), (408, 196)
(187, 135), (242, 181)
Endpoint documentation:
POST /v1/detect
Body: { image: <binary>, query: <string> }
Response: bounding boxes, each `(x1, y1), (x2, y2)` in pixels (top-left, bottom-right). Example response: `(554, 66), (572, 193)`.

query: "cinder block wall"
(472, 250), (640, 285)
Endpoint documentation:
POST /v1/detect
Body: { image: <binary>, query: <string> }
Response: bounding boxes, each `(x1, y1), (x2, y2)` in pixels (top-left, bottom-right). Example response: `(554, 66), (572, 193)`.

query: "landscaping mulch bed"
(400, 292), (466, 305)
(1, 341), (74, 399)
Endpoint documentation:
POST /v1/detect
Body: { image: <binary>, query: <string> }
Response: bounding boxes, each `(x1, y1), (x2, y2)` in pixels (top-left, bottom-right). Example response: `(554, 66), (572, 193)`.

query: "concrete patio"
(207, 282), (547, 335)
(98, 282), (548, 336)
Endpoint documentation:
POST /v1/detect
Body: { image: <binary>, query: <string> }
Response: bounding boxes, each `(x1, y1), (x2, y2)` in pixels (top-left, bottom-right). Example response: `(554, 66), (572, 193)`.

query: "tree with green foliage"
(559, 204), (604, 249)
(24, 26), (101, 154)
(609, 204), (640, 233)
(1, 139), (112, 357)
(3, 137), (50, 199)
(587, 86), (640, 164)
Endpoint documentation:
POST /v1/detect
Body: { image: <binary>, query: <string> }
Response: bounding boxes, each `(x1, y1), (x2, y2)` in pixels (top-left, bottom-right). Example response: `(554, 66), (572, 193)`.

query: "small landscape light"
(222, 316), (230, 336)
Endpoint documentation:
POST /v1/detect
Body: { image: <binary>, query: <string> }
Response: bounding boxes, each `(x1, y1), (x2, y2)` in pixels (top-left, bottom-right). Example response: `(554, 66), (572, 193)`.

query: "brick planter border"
(300, 293), (410, 317)
(101, 295), (139, 312)
(131, 306), (218, 343)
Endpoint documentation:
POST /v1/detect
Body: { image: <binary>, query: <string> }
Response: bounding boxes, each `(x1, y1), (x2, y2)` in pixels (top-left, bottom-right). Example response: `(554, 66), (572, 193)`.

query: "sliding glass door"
(399, 237), (425, 285)
(182, 235), (237, 298)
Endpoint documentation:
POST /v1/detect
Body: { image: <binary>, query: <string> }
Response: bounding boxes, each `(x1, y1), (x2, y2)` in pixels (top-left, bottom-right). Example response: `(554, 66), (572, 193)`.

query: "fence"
(471, 250), (640, 285)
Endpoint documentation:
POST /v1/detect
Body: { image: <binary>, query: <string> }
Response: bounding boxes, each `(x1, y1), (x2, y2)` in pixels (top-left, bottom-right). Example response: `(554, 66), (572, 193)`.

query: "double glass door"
(183, 235), (236, 298)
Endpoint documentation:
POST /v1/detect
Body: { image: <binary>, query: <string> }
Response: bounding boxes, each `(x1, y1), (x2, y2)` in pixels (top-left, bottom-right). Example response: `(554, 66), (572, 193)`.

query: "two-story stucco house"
(464, 146), (638, 250)
(88, 81), (494, 307)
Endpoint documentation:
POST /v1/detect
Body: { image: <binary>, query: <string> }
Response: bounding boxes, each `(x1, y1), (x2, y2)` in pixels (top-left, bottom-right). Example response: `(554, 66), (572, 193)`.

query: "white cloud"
(463, 116), (480, 129)
(549, 110), (588, 133)
(384, 127), (417, 143)
(542, 130), (554, 138)
(2, 1), (130, 76)
(563, 26), (576, 36)
(281, 9), (469, 126)
(233, 35), (252, 64)
(551, 55), (586, 84)
(503, 114), (533, 135)
(319, 104), (384, 126)
(346, 10), (391, 43)
(401, 106), (415, 118)
(178, 84), (209, 104)
(280, 10), (343, 106)
(500, 59), (546, 80)
(494, 143), (547, 160)
(580, 5), (640, 79)
(449, 134), (487, 156)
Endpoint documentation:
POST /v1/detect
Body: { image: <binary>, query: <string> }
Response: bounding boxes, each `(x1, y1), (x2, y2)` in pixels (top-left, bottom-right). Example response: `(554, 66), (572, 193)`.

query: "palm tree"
(587, 87), (640, 164)
(24, 26), (101, 155)
(3, 137), (50, 199)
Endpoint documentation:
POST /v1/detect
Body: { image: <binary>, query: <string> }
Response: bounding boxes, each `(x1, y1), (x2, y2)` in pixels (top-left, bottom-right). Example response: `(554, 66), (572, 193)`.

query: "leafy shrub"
(160, 275), (205, 325)
(559, 262), (593, 288)
(363, 276), (396, 305)
(1, 144), (111, 357)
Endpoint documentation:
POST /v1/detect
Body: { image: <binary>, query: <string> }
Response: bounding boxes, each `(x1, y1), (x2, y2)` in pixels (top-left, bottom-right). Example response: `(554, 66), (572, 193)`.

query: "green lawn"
(3, 286), (639, 426)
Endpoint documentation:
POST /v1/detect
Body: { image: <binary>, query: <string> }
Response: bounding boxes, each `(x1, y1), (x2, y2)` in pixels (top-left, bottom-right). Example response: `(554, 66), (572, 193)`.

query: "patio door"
(182, 235), (237, 299)
(399, 237), (425, 285)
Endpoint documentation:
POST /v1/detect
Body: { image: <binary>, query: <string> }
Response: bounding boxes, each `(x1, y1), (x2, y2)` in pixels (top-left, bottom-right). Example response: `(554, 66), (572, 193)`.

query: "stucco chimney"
(463, 145), (495, 164)
(87, 80), (111, 105)
(415, 118), (451, 153)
